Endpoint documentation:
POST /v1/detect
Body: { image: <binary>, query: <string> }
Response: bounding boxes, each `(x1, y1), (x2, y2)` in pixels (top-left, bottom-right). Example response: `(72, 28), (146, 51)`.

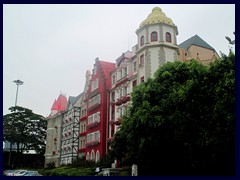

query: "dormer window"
(166, 32), (171, 43)
(151, 31), (158, 42)
(140, 35), (144, 46)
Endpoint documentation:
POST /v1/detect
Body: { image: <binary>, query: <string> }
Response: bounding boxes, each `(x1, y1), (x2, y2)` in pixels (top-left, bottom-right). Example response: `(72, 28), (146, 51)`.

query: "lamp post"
(13, 79), (24, 107)
(8, 79), (24, 167)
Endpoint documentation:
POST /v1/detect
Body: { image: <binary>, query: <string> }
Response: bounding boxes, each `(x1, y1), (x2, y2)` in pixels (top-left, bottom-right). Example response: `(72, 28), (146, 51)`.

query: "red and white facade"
(85, 58), (115, 162)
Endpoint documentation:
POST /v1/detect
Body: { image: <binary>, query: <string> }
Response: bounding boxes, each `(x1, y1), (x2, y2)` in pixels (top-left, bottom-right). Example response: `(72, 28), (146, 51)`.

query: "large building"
(178, 34), (219, 65)
(85, 58), (115, 162)
(45, 6), (219, 167)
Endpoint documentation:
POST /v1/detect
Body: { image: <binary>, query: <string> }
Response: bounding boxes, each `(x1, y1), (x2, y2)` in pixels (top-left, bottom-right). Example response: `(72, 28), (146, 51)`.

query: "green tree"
(112, 54), (235, 175)
(3, 106), (47, 154)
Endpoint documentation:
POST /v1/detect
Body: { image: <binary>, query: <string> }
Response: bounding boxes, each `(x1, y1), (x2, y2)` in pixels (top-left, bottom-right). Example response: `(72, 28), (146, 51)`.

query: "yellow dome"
(140, 7), (174, 28)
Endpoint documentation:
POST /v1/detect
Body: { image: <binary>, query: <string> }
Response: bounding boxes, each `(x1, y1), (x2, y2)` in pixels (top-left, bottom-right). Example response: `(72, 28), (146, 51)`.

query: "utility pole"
(8, 79), (24, 167)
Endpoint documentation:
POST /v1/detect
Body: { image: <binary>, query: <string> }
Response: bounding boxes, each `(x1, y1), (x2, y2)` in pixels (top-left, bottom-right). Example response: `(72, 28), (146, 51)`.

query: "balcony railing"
(115, 98), (123, 106)
(86, 121), (100, 130)
(88, 103), (100, 112)
(79, 132), (86, 136)
(86, 140), (100, 147)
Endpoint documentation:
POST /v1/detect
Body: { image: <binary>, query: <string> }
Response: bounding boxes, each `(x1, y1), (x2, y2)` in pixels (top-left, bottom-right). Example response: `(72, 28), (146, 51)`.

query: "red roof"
(56, 94), (67, 111)
(51, 99), (58, 110)
(50, 94), (67, 111)
(99, 61), (115, 89)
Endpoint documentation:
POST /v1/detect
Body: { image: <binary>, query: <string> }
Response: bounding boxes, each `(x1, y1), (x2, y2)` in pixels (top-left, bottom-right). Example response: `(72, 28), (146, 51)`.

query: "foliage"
(70, 156), (95, 168)
(111, 54), (235, 175)
(40, 166), (95, 176)
(46, 162), (56, 169)
(3, 106), (47, 154)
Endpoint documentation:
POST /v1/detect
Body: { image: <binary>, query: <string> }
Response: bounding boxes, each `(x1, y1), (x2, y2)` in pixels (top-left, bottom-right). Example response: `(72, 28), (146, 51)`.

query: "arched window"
(96, 151), (100, 163)
(151, 31), (158, 42)
(140, 36), (144, 46)
(86, 152), (90, 160)
(91, 150), (95, 161)
(166, 32), (171, 43)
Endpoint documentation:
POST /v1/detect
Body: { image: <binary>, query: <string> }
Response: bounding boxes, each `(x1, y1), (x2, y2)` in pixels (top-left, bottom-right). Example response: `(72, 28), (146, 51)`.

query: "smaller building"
(44, 94), (67, 167)
(178, 34), (220, 65)
(60, 93), (82, 165)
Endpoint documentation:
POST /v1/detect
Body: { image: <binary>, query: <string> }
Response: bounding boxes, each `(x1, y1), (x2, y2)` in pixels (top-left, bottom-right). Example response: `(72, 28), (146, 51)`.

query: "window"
(123, 86), (127, 96)
(94, 132), (97, 141)
(140, 54), (144, 66)
(111, 92), (115, 101)
(166, 32), (171, 43)
(132, 80), (137, 88)
(86, 152), (90, 160)
(83, 139), (85, 148)
(141, 76), (144, 83)
(91, 150), (95, 161)
(133, 61), (137, 72)
(151, 31), (158, 42)
(89, 94), (101, 108)
(112, 75), (116, 85)
(124, 67), (127, 77)
(91, 78), (99, 92)
(96, 151), (100, 163)
(119, 88), (122, 98)
(140, 35), (144, 46)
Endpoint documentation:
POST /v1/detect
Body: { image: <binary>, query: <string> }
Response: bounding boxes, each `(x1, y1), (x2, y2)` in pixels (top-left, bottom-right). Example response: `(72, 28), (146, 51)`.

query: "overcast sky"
(3, 4), (235, 117)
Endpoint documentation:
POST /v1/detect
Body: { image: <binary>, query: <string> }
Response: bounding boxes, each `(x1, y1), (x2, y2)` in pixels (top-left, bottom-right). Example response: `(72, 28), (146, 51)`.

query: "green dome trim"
(140, 7), (174, 28)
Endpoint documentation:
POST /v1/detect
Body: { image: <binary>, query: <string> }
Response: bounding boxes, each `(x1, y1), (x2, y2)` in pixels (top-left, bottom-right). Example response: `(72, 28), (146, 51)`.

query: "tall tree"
(111, 53), (235, 175)
(3, 106), (47, 154)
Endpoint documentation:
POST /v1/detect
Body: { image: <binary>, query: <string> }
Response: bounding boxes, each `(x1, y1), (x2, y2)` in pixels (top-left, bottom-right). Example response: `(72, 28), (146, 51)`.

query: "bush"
(46, 162), (55, 169)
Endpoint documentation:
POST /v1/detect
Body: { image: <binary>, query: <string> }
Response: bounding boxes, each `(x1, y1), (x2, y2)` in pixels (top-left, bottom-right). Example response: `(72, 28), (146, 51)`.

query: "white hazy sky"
(3, 4), (235, 117)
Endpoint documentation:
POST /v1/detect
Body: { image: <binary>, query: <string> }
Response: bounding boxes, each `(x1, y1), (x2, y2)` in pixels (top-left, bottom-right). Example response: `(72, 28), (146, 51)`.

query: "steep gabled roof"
(179, 34), (215, 51)
(99, 61), (115, 89)
(56, 94), (67, 111)
(51, 99), (58, 110)
(116, 50), (134, 67)
(68, 93), (83, 107)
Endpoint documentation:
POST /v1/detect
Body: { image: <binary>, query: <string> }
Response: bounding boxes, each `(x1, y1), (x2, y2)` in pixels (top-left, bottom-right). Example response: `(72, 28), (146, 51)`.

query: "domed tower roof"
(139, 7), (174, 28)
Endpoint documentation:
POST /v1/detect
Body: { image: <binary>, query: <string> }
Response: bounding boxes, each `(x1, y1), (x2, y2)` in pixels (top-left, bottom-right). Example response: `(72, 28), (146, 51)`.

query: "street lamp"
(8, 79), (24, 167)
(13, 79), (24, 107)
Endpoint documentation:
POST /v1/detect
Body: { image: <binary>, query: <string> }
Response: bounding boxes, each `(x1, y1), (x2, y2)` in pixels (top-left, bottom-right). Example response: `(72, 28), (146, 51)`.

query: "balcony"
(115, 77), (128, 87)
(79, 132), (86, 136)
(115, 98), (123, 106)
(88, 103), (100, 112)
(122, 95), (130, 104)
(86, 140), (100, 148)
(86, 121), (100, 130)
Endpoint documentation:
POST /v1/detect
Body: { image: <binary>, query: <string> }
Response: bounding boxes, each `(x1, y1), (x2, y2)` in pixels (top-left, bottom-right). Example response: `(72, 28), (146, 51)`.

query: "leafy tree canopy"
(111, 53), (235, 175)
(3, 106), (47, 154)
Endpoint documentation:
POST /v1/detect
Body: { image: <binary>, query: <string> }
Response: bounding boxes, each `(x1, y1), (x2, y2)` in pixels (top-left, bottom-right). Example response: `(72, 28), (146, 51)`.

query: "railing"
(86, 140), (100, 147)
(86, 121), (100, 130)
